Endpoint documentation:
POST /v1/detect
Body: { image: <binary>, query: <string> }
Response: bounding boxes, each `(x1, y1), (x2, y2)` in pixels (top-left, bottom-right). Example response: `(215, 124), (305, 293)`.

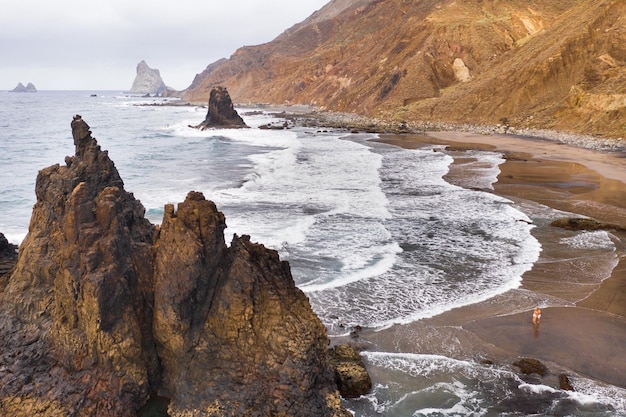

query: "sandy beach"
(361, 131), (626, 391)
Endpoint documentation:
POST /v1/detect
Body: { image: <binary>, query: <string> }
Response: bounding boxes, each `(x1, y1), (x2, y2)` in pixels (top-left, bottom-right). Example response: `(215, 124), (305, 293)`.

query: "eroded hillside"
(183, 0), (625, 138)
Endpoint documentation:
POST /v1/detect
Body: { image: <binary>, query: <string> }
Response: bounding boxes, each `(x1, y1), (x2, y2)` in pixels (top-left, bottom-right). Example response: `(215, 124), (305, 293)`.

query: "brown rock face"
(192, 86), (248, 130)
(153, 195), (340, 416)
(1, 115), (157, 416)
(513, 358), (549, 377)
(183, 0), (625, 138)
(328, 345), (372, 398)
(0, 116), (349, 417)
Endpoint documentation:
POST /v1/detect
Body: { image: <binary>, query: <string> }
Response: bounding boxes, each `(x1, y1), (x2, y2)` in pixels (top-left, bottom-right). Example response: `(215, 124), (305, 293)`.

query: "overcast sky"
(1, 0), (329, 91)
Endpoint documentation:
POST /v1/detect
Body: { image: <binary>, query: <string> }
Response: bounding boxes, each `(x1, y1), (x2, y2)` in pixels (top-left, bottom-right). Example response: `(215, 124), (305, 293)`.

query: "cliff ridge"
(183, 0), (625, 138)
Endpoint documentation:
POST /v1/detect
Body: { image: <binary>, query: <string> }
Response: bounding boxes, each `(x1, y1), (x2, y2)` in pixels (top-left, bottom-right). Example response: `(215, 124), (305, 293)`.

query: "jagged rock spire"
(0, 116), (349, 417)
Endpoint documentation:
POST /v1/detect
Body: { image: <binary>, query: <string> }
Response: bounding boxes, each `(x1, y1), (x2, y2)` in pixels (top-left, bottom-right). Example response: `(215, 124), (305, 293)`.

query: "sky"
(1, 0), (330, 91)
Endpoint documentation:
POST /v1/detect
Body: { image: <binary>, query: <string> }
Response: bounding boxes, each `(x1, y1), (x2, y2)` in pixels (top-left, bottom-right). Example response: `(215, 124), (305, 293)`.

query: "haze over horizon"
(1, 0), (329, 91)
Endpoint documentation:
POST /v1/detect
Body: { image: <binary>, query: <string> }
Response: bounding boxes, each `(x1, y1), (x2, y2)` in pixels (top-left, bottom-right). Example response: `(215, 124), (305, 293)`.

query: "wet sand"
(362, 131), (626, 389)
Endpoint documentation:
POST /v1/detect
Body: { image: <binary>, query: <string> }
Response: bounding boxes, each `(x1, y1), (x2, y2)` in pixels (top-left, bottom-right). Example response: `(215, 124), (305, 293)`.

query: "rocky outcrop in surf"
(192, 86), (248, 129)
(0, 115), (350, 417)
(328, 344), (372, 398)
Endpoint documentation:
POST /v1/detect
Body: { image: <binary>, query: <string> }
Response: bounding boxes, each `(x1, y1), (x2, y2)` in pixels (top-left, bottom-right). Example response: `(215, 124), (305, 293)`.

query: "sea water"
(1, 91), (623, 415)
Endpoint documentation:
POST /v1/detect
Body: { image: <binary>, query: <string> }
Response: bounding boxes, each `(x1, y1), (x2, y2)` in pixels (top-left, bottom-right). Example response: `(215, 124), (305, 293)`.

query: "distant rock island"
(0, 115), (356, 416)
(128, 60), (171, 96)
(9, 82), (37, 92)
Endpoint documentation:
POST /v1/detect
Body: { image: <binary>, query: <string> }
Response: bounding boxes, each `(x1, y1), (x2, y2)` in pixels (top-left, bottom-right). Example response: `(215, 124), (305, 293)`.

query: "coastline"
(359, 131), (626, 391)
(139, 102), (626, 393)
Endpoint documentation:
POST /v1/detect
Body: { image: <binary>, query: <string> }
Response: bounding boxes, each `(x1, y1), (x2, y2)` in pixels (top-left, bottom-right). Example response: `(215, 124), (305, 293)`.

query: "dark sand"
(361, 131), (626, 390)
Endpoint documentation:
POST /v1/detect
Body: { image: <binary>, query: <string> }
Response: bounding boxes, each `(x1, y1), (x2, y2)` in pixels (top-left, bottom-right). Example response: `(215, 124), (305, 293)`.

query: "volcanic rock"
(513, 358), (549, 377)
(10, 82), (37, 92)
(0, 115), (350, 417)
(191, 86), (248, 129)
(328, 344), (372, 398)
(129, 60), (167, 95)
(559, 373), (575, 391)
(551, 217), (626, 232)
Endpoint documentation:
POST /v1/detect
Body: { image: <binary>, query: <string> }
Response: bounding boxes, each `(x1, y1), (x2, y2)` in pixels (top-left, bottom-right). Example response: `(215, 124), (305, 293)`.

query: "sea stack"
(0, 115), (350, 417)
(128, 60), (167, 95)
(192, 86), (249, 129)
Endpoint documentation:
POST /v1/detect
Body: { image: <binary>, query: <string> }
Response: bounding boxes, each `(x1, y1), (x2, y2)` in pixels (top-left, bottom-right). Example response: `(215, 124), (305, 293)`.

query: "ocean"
(1, 91), (624, 416)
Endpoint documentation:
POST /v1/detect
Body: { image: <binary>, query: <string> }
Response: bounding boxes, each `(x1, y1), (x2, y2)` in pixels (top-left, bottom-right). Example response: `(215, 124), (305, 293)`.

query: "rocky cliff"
(129, 60), (168, 95)
(183, 0), (625, 138)
(0, 115), (350, 417)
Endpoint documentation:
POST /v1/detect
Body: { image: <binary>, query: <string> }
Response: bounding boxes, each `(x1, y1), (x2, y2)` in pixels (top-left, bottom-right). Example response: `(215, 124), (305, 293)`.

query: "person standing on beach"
(532, 307), (542, 325)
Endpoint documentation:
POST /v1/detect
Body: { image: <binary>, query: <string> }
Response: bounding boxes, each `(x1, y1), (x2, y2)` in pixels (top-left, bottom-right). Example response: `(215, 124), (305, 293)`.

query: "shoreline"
(282, 107), (626, 152)
(357, 130), (626, 392)
(147, 100), (626, 150)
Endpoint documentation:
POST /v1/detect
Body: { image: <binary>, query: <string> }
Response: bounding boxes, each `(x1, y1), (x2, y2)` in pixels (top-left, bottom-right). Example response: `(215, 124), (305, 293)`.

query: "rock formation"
(328, 344), (372, 398)
(129, 60), (167, 95)
(0, 115), (350, 417)
(191, 86), (248, 130)
(551, 217), (626, 232)
(559, 374), (575, 391)
(182, 0), (625, 139)
(513, 358), (549, 377)
(9, 82), (37, 92)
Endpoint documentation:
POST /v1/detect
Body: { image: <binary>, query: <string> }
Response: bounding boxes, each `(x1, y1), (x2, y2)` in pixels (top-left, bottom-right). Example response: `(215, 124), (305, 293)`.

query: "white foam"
(203, 130), (397, 290)
(457, 149), (504, 190)
(0, 230), (26, 246)
(570, 376), (626, 414)
(357, 352), (624, 416)
(301, 242), (401, 291)
(519, 381), (626, 414)
(518, 382), (558, 394)
(560, 230), (616, 251)
(359, 352), (508, 416)
(306, 145), (541, 330)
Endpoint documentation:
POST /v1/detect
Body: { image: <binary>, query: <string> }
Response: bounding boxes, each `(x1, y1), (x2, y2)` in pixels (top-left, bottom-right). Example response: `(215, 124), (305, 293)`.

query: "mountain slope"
(183, 0), (625, 138)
